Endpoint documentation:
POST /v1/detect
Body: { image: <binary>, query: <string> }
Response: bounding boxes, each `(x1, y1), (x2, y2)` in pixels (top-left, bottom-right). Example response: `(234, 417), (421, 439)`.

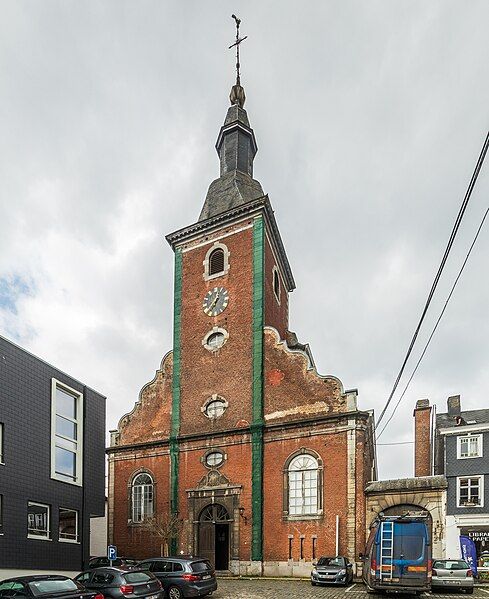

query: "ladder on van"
(379, 520), (394, 580)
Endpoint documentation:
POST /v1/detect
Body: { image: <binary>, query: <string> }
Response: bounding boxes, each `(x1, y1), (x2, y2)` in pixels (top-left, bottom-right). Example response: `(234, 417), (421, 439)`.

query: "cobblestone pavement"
(212, 579), (489, 599)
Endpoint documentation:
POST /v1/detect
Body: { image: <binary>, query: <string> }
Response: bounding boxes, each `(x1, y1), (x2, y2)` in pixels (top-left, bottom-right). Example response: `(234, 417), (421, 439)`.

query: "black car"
(0, 575), (104, 599)
(138, 557), (217, 599)
(75, 567), (164, 599)
(89, 556), (138, 569)
(311, 556), (354, 586)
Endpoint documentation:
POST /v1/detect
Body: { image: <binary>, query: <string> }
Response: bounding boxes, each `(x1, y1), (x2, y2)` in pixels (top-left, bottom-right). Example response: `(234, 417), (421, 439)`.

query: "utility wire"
(377, 203), (489, 440)
(377, 441), (414, 446)
(376, 130), (489, 429)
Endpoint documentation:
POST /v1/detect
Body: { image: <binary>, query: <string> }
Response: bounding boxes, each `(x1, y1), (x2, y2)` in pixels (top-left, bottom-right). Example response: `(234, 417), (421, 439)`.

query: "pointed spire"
(198, 17), (264, 222)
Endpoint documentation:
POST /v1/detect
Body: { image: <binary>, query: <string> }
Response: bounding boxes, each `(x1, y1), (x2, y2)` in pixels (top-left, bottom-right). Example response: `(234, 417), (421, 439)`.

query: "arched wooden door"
(198, 504), (230, 570)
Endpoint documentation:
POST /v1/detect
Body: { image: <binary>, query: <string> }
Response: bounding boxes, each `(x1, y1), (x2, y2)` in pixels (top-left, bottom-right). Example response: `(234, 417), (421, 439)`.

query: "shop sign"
(468, 531), (489, 540)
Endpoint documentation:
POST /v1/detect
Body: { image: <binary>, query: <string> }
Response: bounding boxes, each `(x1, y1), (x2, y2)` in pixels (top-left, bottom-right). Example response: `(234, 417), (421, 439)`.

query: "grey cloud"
(1, 0), (488, 479)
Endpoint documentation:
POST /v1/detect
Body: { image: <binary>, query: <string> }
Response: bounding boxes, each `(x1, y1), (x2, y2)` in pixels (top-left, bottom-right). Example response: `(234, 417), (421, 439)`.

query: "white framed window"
(59, 508), (79, 543)
(51, 379), (83, 486)
(203, 242), (230, 281)
(201, 394), (228, 420)
(27, 502), (50, 540)
(0, 423), (3, 464)
(458, 434), (483, 459)
(204, 450), (225, 468)
(457, 476), (484, 507)
(131, 472), (154, 523)
(202, 327), (229, 352)
(288, 454), (319, 516)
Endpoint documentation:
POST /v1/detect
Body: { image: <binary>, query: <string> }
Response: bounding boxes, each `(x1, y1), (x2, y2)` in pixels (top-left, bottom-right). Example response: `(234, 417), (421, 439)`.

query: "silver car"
(432, 559), (474, 594)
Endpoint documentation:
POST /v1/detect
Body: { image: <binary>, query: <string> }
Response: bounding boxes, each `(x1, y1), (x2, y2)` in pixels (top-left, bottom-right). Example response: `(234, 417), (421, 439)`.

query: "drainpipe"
(336, 515), (340, 556)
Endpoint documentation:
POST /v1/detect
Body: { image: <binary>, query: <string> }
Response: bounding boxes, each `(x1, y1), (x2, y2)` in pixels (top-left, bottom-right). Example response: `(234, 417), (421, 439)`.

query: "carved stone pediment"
(197, 469), (231, 489)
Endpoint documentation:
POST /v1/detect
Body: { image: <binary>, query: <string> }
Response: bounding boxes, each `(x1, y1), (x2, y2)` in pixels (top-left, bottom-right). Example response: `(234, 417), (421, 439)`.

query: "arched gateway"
(198, 504), (231, 570)
(365, 476), (447, 557)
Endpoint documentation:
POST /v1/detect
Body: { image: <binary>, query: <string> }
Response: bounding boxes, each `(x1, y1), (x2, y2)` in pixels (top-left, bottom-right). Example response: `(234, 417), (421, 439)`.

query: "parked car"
(0, 575), (104, 599)
(311, 556), (354, 586)
(75, 567), (164, 599)
(432, 559), (474, 594)
(89, 556), (138, 569)
(138, 556), (217, 599)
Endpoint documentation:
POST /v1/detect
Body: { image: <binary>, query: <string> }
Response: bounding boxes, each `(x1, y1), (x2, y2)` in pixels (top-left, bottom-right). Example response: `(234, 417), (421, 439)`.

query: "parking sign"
(107, 545), (117, 561)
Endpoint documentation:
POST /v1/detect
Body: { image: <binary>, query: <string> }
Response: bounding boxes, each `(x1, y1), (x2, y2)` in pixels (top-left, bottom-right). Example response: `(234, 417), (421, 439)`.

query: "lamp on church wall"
(239, 506), (248, 525)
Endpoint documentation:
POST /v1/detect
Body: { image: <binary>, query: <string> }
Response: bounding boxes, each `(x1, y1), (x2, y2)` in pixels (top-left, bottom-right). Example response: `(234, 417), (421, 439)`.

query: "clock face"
(203, 287), (229, 317)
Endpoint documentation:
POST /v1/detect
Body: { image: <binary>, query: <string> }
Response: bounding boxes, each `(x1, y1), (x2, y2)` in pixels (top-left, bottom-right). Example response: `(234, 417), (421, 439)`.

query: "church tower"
(108, 25), (376, 575)
(164, 76), (294, 563)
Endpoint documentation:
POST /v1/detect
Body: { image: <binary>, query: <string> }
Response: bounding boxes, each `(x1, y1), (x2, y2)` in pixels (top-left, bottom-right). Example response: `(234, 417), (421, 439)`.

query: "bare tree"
(139, 512), (183, 557)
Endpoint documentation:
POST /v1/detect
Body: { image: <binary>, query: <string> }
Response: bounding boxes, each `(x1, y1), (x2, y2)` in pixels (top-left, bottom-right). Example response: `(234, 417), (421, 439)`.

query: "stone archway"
(186, 470), (242, 573)
(365, 476), (447, 557)
(198, 504), (231, 570)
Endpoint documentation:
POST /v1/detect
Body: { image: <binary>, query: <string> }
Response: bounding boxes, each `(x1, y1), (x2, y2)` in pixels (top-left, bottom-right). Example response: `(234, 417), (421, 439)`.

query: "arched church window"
(209, 248), (225, 276)
(286, 453), (321, 517)
(131, 472), (154, 523)
(203, 243), (230, 280)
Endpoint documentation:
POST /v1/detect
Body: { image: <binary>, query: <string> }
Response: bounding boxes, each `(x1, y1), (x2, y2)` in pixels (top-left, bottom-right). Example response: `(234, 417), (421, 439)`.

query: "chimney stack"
(413, 399), (432, 477)
(447, 395), (461, 416)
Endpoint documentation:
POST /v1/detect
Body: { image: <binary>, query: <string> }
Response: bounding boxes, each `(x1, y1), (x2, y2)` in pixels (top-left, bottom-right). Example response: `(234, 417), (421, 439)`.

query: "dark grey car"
(138, 557), (217, 599)
(75, 568), (164, 599)
(311, 556), (354, 586)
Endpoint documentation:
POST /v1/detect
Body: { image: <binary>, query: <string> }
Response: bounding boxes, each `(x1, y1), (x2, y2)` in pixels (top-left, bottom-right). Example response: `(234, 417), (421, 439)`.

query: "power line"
(376, 130), (489, 429)
(377, 441), (414, 446)
(377, 203), (489, 440)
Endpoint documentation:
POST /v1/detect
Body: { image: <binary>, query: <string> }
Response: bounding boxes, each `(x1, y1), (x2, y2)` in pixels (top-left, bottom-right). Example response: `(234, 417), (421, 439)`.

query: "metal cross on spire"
(229, 14), (247, 86)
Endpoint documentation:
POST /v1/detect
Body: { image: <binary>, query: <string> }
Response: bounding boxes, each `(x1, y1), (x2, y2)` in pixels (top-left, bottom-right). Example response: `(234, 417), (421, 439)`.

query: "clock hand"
(209, 292), (220, 310)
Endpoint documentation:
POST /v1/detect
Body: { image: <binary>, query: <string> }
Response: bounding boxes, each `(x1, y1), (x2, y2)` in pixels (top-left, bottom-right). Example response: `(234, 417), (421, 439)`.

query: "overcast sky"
(1, 1), (488, 480)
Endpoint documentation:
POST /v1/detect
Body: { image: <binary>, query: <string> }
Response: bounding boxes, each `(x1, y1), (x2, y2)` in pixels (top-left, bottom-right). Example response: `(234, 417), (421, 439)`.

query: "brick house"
(107, 81), (376, 576)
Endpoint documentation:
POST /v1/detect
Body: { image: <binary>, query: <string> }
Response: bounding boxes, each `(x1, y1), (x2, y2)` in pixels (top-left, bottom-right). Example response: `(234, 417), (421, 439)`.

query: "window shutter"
(209, 249), (225, 275)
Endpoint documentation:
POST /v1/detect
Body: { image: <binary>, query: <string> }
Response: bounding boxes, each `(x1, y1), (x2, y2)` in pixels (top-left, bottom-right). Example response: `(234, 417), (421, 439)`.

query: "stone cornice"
(165, 195), (296, 291)
(106, 409), (371, 454)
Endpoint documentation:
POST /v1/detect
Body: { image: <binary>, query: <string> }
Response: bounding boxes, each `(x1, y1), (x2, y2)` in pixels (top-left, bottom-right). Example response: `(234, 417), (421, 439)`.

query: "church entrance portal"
(198, 504), (230, 570)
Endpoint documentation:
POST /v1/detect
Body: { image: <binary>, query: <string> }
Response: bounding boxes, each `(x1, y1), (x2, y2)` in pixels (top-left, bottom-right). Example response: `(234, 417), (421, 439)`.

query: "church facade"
(107, 82), (376, 576)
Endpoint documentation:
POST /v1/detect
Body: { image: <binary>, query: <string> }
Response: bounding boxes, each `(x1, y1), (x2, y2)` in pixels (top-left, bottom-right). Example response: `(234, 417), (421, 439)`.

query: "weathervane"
(229, 14), (247, 85)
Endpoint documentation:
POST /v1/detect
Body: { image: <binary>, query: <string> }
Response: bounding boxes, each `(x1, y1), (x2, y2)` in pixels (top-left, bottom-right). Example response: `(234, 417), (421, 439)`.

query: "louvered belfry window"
(209, 248), (225, 276)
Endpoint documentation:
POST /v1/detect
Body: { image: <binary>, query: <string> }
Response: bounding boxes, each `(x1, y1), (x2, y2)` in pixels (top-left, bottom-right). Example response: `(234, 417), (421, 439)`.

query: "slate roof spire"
(198, 17), (264, 221)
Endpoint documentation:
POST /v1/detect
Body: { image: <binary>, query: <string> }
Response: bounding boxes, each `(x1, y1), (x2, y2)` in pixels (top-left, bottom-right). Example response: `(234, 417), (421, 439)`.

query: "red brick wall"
(118, 353), (173, 445)
(179, 223), (255, 435)
(112, 451), (171, 559)
(262, 430), (349, 561)
(264, 328), (347, 426)
(414, 406), (432, 477)
(264, 234), (288, 339)
(175, 436), (253, 559)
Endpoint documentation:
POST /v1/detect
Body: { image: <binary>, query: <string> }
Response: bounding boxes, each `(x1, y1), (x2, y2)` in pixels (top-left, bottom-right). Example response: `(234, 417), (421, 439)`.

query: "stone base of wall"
(230, 559), (314, 577)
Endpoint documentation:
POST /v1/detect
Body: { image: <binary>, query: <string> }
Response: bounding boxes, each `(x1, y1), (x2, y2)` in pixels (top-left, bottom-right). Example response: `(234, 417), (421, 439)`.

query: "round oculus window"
(207, 331), (225, 349)
(205, 399), (226, 419)
(205, 451), (224, 468)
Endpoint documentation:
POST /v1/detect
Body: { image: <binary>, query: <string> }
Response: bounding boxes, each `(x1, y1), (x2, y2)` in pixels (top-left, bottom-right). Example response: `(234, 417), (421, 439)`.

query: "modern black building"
(434, 395), (489, 564)
(0, 334), (105, 575)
